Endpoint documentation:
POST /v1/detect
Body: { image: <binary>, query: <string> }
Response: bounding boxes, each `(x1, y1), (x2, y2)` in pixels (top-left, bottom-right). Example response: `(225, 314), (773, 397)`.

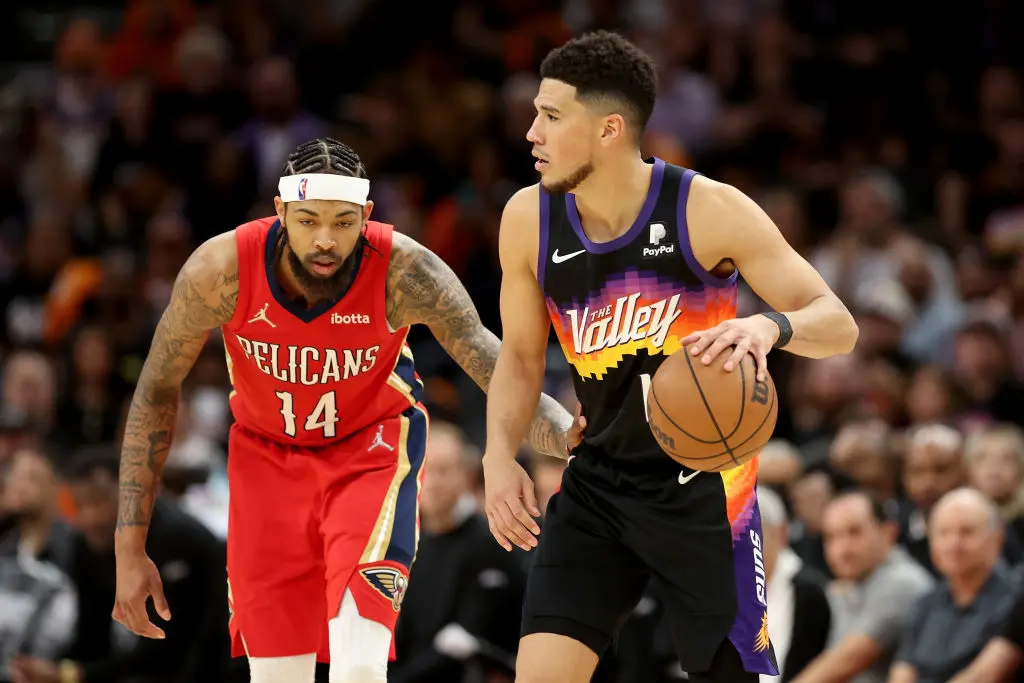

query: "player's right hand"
(482, 454), (541, 552)
(113, 552), (171, 639)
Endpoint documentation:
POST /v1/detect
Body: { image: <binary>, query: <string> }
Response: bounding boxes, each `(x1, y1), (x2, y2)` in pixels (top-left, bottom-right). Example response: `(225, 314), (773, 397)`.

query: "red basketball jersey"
(222, 217), (422, 445)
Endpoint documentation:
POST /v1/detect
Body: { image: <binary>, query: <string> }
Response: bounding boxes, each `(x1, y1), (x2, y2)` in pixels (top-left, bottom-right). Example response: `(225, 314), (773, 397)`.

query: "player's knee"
(327, 589), (390, 683)
(247, 653), (317, 683)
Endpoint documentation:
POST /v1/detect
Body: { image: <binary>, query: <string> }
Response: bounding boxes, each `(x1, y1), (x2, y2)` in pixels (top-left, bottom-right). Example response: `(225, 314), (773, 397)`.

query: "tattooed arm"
(385, 232), (573, 458)
(115, 232), (239, 552)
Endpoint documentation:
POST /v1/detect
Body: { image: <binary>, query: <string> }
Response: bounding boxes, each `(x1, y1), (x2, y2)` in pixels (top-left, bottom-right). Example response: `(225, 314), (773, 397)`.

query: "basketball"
(646, 348), (778, 472)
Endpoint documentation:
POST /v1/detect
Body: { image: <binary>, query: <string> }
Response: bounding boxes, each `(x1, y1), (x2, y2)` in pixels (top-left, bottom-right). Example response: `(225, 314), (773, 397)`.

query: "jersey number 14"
(275, 390), (339, 438)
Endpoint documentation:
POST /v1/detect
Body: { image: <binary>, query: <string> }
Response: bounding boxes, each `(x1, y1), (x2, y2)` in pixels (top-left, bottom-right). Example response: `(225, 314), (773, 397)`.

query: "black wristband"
(760, 311), (793, 349)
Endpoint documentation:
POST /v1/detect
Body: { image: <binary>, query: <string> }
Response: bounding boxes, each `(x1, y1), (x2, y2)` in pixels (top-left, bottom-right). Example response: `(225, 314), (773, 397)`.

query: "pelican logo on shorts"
(297, 177), (308, 200)
(360, 566), (408, 611)
(642, 222), (675, 258)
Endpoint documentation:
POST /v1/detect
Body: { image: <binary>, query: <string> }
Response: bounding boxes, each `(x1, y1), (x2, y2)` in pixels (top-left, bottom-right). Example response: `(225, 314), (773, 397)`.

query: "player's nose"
(313, 236), (337, 251)
(526, 120), (542, 144)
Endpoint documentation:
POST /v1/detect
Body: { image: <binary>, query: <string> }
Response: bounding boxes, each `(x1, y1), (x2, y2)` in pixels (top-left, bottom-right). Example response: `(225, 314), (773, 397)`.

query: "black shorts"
(521, 448), (778, 678)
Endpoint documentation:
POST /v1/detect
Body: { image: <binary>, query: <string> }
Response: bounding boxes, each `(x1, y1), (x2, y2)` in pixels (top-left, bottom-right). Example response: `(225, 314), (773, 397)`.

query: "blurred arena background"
(1, 0), (1024, 681)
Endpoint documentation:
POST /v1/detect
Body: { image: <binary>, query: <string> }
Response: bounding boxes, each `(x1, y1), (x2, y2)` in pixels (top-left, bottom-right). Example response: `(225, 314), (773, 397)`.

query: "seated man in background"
(888, 488), (1019, 683)
(792, 491), (933, 683)
(391, 422), (526, 683)
(12, 447), (230, 683)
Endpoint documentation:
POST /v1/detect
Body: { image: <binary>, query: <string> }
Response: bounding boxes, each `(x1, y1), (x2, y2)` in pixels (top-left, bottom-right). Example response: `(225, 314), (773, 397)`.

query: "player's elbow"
(835, 309), (860, 352)
(835, 307), (859, 355)
(500, 342), (546, 377)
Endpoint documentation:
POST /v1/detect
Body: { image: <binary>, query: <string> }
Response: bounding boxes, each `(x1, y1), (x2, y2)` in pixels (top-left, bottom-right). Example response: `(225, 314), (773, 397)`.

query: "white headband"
(277, 173), (370, 205)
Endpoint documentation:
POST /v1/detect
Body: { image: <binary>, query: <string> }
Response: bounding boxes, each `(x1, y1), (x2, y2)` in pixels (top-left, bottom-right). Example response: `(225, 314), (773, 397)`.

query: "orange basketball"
(646, 348), (777, 472)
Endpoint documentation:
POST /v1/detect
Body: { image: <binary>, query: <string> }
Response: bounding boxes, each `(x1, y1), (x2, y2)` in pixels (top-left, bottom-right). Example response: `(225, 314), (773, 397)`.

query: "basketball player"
(111, 138), (579, 683)
(483, 32), (859, 683)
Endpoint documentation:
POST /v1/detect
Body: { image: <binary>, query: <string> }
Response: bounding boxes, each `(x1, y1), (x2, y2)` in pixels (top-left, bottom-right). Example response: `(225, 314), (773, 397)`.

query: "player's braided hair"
(276, 137), (380, 259)
(281, 137), (369, 179)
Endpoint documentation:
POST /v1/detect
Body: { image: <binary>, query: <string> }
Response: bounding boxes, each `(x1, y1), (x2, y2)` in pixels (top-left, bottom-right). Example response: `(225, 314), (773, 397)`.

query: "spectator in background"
(0, 448), (75, 575)
(900, 423), (967, 574)
(965, 424), (1024, 549)
(0, 353), (57, 443)
(29, 447), (230, 683)
(392, 422), (525, 683)
(787, 467), (837, 578)
(948, 589), (1024, 683)
(829, 419), (900, 504)
(888, 488), (1019, 683)
(758, 485), (831, 682)
(0, 554), (77, 683)
(793, 492), (933, 683)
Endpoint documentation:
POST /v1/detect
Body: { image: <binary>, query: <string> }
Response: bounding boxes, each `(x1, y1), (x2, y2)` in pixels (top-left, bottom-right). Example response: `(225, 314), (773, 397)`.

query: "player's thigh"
(226, 425), (327, 657)
(633, 469), (776, 675)
(315, 404), (429, 630)
(519, 484), (648, 674)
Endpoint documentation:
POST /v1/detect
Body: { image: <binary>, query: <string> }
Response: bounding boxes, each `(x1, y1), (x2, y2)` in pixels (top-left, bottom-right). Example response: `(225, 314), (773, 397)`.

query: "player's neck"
(571, 154), (654, 244)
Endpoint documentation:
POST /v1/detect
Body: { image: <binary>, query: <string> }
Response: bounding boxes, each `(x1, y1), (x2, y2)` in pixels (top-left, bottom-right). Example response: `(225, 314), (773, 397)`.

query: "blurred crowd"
(1, 0), (1024, 681)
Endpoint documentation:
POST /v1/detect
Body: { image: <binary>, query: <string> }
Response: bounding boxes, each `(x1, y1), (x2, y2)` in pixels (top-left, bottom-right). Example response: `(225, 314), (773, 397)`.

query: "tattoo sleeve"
(386, 235), (573, 458)
(116, 243), (238, 547)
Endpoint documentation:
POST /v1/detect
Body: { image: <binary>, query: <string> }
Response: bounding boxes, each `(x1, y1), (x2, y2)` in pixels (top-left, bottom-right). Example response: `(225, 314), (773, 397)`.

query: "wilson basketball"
(646, 348), (777, 472)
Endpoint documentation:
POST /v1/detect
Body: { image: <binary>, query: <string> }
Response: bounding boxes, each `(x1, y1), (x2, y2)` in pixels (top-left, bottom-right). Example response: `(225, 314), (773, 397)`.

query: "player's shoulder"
(685, 173), (770, 245)
(687, 173), (752, 218)
(501, 184), (541, 226)
(180, 228), (239, 288)
(387, 228), (430, 274)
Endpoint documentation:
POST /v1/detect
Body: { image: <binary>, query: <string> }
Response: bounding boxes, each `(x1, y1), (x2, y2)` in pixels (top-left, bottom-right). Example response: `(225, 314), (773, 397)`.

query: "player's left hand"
(681, 315), (780, 382)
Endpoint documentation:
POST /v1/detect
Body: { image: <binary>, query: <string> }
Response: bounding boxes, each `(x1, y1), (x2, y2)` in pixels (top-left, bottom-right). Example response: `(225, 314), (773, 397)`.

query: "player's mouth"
(310, 257), (339, 275)
(533, 152), (549, 171)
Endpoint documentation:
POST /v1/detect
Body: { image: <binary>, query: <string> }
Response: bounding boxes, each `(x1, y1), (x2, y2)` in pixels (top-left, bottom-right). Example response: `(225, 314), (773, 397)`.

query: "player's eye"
(547, 114), (557, 121)
(299, 219), (315, 226)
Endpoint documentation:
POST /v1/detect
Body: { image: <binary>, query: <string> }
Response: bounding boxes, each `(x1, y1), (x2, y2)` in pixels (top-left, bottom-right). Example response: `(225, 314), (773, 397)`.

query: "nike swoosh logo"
(552, 249), (586, 264)
(678, 470), (700, 485)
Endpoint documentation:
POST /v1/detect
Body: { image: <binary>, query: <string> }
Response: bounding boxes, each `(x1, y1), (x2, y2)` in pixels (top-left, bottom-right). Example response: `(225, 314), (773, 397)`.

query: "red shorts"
(226, 403), (429, 662)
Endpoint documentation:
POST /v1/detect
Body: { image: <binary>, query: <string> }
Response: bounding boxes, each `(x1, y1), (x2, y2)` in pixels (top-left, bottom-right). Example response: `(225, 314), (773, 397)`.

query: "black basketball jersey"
(538, 158), (740, 462)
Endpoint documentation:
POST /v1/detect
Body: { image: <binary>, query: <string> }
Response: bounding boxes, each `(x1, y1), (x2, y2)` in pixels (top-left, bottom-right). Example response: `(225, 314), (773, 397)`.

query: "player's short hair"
(281, 137), (368, 179)
(540, 31), (658, 142)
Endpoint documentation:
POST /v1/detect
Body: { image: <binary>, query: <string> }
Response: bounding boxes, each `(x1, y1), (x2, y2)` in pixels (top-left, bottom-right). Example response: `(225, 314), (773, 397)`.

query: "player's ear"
(274, 196), (286, 223)
(599, 113), (625, 146)
(362, 200), (374, 224)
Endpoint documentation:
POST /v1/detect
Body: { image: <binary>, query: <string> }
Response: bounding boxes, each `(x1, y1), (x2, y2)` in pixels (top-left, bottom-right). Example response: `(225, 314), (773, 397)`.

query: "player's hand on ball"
(681, 315), (780, 382)
(113, 552), (172, 639)
(482, 454), (541, 552)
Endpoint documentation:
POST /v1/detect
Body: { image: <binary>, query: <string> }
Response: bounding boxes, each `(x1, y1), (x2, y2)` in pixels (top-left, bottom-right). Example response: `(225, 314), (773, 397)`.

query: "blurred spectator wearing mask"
(758, 486), (831, 683)
(18, 447), (230, 683)
(888, 488), (1019, 683)
(0, 447), (75, 573)
(392, 422), (525, 683)
(792, 492), (932, 683)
